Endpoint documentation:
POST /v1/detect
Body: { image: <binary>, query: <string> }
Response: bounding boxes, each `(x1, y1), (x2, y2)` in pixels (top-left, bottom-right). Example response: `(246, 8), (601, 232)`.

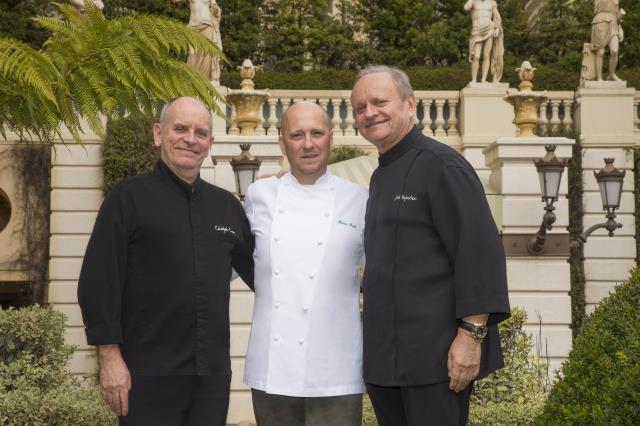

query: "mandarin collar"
(156, 159), (203, 197)
(378, 127), (423, 166)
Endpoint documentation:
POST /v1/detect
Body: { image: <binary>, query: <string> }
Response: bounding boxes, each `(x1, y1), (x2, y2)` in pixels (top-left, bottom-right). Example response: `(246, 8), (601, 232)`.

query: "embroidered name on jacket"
(337, 219), (357, 229)
(214, 225), (236, 235)
(394, 194), (417, 202)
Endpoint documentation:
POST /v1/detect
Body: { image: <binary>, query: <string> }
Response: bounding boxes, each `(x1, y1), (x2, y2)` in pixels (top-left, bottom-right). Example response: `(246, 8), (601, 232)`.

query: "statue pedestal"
(583, 80), (627, 89)
(460, 84), (515, 148)
(459, 84), (516, 186)
(212, 84), (229, 136)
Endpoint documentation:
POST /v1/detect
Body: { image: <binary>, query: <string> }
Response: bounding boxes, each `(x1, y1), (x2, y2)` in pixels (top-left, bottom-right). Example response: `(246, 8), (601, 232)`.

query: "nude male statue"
(465, 0), (504, 84)
(591, 0), (625, 81)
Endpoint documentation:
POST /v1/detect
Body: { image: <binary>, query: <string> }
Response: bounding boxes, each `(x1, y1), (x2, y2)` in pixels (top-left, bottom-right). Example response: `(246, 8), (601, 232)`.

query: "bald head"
(159, 96), (211, 128)
(280, 101), (331, 136)
(278, 101), (333, 185)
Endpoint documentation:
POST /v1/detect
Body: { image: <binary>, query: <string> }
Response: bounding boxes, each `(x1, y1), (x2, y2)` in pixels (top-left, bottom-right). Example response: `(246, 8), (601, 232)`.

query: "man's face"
(279, 102), (332, 184)
(153, 97), (213, 181)
(351, 72), (416, 153)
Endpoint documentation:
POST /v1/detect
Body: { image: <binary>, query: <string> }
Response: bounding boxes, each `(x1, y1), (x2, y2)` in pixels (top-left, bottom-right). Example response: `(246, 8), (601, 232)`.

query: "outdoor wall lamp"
(230, 144), (261, 201)
(572, 158), (625, 246)
(528, 145), (567, 255)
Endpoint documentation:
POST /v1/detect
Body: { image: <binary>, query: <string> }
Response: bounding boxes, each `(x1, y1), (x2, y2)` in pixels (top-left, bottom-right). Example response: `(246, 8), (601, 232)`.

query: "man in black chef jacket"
(78, 97), (254, 426)
(351, 65), (510, 425)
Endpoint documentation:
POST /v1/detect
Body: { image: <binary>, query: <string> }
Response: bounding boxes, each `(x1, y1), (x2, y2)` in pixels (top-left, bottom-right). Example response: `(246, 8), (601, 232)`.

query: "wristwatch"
(458, 320), (488, 341)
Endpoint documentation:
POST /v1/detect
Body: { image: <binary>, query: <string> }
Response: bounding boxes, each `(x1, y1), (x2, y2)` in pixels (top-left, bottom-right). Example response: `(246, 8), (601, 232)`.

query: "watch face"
(474, 324), (488, 339)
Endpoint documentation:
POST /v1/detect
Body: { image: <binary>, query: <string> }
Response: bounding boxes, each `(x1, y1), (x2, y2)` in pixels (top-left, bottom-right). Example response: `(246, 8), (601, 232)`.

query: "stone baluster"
(562, 99), (574, 133)
(634, 99), (639, 131)
(414, 100), (421, 126)
(538, 101), (549, 136)
(421, 100), (433, 135)
(434, 99), (446, 137)
(344, 98), (356, 135)
(318, 98), (330, 115)
(549, 99), (561, 134)
(447, 98), (459, 136)
(228, 104), (239, 135)
(331, 98), (343, 134)
(281, 98), (292, 115)
(267, 98), (279, 135)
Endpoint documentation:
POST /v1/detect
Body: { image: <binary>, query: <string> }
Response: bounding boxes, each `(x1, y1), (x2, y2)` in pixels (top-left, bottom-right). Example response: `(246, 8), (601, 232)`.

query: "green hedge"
(537, 268), (640, 425)
(103, 115), (158, 193)
(221, 64), (640, 92)
(0, 305), (116, 425)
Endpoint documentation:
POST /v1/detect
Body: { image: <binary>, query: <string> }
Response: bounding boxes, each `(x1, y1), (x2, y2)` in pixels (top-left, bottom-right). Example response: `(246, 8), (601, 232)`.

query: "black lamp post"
(528, 145), (567, 255)
(230, 144), (261, 201)
(573, 158), (625, 246)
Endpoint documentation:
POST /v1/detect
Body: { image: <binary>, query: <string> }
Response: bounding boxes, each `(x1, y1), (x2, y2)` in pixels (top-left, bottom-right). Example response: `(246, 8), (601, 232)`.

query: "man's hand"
(447, 328), (482, 392)
(98, 345), (131, 417)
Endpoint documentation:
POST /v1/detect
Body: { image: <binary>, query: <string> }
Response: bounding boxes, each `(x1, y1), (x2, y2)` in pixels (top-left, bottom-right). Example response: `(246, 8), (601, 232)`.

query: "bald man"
(78, 97), (254, 425)
(242, 102), (368, 426)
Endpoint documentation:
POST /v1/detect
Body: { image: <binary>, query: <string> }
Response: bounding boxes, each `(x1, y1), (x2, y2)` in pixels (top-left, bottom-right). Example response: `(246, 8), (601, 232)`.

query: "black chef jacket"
(363, 127), (510, 387)
(78, 160), (254, 377)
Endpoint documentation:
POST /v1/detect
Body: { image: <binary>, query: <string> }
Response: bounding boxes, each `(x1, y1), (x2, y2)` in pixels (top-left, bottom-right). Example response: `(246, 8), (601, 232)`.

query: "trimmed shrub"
(220, 64), (640, 91)
(469, 307), (550, 425)
(103, 114), (158, 193)
(537, 268), (640, 425)
(0, 305), (116, 425)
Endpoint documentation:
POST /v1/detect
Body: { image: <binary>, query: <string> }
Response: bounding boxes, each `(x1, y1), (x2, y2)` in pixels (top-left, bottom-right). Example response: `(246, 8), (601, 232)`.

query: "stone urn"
(504, 61), (548, 137)
(225, 59), (270, 136)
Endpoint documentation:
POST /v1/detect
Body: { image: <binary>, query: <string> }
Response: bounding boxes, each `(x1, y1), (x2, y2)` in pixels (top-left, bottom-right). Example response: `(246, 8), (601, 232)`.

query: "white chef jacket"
(243, 171), (368, 397)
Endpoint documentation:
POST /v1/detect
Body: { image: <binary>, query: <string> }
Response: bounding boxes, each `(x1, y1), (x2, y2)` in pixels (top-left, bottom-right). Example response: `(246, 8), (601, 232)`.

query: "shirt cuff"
(85, 323), (123, 346)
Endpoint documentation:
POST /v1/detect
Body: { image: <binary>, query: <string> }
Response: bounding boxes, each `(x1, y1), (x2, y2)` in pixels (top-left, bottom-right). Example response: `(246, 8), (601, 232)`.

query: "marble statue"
(590, 0), (625, 81)
(464, 0), (504, 84)
(69, 0), (104, 11)
(187, 0), (223, 84)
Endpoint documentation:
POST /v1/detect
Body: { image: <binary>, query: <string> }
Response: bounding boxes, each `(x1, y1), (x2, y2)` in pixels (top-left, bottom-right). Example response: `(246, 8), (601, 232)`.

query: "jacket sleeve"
(77, 186), (130, 346)
(430, 165), (510, 326)
(232, 192), (255, 291)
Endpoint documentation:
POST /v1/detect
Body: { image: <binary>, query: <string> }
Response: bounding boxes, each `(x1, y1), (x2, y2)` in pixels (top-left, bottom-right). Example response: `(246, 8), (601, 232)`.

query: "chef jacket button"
(303, 305), (309, 312)
(330, 186), (335, 191)
(298, 338), (304, 345)
(278, 208), (284, 214)
(323, 212), (330, 217)
(274, 269), (280, 275)
(273, 335), (280, 342)
(274, 237), (280, 242)
(308, 275), (314, 280)
(316, 241), (323, 246)
(275, 302), (281, 308)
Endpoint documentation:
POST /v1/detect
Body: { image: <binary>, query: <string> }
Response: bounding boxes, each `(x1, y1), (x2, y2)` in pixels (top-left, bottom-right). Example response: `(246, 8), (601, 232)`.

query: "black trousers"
(119, 375), (231, 426)
(251, 388), (363, 426)
(366, 381), (472, 426)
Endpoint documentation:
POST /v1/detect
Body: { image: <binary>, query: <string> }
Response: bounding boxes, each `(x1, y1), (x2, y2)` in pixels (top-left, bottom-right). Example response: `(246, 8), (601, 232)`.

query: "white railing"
(225, 89), (460, 138)
(538, 91), (576, 135)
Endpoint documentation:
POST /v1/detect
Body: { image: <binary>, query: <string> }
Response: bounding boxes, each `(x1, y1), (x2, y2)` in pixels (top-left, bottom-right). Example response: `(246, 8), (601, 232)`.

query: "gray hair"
(158, 96), (211, 125)
(354, 65), (413, 100)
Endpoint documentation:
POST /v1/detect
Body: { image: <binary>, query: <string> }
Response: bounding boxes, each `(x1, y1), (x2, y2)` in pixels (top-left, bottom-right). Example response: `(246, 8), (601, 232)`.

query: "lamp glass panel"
(538, 172), (546, 197)
(604, 180), (622, 208)
(598, 180), (607, 207)
(544, 170), (562, 199)
(237, 168), (254, 198)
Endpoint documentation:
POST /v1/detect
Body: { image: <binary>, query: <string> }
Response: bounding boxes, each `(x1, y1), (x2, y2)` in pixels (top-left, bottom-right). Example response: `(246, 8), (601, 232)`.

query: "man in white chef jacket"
(243, 101), (368, 425)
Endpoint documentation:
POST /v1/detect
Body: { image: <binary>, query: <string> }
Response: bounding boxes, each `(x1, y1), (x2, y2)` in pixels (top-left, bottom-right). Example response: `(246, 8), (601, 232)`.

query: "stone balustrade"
(538, 91), (576, 135)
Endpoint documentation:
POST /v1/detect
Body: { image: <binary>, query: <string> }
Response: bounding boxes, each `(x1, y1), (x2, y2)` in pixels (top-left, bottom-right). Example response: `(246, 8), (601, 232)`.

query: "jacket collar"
(156, 159), (203, 197)
(378, 126), (422, 166)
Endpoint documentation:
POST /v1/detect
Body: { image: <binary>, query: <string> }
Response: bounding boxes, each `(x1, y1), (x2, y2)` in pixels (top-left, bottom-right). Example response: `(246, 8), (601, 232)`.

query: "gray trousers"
(251, 388), (362, 426)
